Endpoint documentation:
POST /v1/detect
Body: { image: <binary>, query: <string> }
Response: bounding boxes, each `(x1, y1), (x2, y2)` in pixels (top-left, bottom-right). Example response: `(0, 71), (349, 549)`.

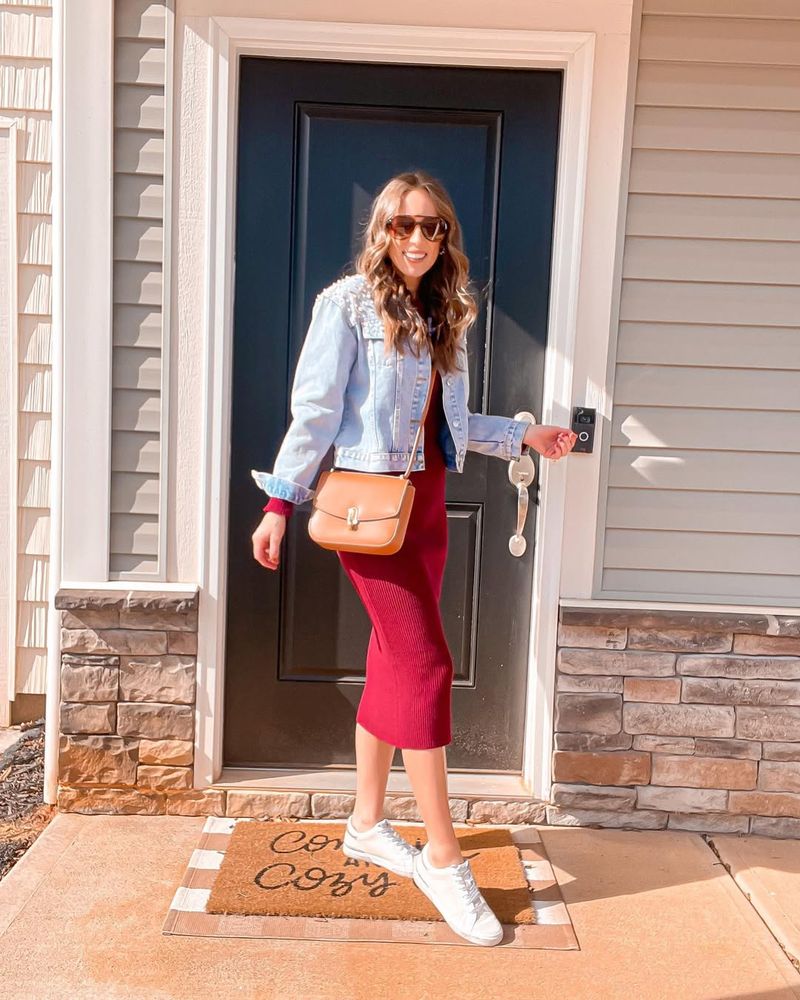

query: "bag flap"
(312, 469), (411, 520)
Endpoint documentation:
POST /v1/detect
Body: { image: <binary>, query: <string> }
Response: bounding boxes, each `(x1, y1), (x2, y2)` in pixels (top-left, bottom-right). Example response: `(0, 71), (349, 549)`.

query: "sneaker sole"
(412, 860), (504, 947)
(341, 841), (416, 878)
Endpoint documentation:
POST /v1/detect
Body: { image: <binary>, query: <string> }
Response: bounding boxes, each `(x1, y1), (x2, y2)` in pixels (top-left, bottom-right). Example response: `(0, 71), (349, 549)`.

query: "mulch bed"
(0, 718), (55, 882)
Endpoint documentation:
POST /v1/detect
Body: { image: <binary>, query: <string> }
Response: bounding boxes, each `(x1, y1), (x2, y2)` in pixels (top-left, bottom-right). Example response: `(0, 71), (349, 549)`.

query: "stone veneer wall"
(551, 605), (800, 838)
(56, 587), (224, 816)
(58, 589), (800, 838)
(54, 587), (547, 825)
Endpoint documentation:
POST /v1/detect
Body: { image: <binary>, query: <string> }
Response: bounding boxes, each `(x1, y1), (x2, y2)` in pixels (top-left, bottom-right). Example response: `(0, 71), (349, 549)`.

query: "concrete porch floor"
(1, 813), (799, 1000)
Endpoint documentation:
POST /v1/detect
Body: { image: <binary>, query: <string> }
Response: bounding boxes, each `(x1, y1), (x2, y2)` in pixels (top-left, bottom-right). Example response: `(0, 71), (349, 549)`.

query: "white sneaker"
(342, 815), (420, 877)
(412, 842), (505, 946)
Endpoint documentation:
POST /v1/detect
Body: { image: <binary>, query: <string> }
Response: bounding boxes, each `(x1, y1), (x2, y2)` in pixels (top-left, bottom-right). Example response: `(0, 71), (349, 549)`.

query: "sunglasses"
(386, 215), (449, 242)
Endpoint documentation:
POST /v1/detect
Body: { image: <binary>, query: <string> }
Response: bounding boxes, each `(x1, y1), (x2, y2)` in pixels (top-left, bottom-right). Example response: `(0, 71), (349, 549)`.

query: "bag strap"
(401, 365), (437, 479)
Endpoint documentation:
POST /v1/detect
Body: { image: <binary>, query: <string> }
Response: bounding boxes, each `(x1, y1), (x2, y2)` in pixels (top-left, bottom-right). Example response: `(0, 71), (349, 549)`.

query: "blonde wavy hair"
(352, 170), (479, 375)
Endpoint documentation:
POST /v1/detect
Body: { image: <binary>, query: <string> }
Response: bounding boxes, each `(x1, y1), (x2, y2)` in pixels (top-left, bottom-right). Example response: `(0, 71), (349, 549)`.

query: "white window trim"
(180, 14), (615, 801)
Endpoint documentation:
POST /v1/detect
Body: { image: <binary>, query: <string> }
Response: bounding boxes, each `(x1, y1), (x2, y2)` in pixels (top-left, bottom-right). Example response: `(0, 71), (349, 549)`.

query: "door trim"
(182, 13), (598, 800)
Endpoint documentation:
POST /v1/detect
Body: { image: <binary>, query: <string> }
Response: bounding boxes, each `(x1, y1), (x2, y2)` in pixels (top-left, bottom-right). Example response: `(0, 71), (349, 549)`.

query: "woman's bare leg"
(402, 745), (463, 867)
(351, 722), (395, 831)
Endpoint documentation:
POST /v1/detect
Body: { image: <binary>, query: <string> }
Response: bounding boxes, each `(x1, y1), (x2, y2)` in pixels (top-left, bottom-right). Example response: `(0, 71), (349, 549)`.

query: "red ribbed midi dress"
(336, 362), (453, 749)
(263, 297), (454, 749)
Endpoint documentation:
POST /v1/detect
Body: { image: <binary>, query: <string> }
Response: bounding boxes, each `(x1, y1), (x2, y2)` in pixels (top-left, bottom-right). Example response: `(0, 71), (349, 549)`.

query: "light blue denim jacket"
(251, 272), (532, 506)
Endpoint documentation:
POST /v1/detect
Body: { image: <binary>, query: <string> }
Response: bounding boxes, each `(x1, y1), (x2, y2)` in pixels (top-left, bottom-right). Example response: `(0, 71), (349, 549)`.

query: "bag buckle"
(346, 506), (360, 529)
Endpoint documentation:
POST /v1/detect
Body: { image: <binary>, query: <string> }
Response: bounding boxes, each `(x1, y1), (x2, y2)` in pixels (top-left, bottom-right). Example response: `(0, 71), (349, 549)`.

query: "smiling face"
(385, 188), (446, 294)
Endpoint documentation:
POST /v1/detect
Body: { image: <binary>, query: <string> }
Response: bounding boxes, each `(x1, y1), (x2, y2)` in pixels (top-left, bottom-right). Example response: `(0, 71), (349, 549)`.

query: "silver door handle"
(507, 411), (536, 557)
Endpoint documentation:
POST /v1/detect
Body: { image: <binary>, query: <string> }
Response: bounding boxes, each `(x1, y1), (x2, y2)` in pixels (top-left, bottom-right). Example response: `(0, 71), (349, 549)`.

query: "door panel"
(225, 56), (561, 771)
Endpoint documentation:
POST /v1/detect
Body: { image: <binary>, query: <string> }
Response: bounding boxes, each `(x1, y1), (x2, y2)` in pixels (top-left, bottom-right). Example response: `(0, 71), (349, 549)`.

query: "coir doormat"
(207, 821), (532, 923)
(162, 817), (578, 949)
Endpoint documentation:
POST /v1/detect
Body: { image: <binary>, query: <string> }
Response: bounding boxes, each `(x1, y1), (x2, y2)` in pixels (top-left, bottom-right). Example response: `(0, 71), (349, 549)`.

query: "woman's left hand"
(522, 424), (578, 461)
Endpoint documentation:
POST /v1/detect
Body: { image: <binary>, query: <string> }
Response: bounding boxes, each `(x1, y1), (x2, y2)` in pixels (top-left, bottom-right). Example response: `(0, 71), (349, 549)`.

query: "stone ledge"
(669, 812), (749, 834)
(226, 791), (311, 818)
(57, 786), (167, 815)
(56, 785), (226, 817)
(559, 605), (800, 637)
(546, 805), (668, 829)
(249, 792), (549, 825)
(55, 587), (199, 613)
(166, 789), (226, 816)
(468, 799), (547, 824)
(56, 783), (800, 838)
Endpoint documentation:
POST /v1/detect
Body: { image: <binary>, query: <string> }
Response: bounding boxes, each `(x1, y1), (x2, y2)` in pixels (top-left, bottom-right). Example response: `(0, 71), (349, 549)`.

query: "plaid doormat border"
(162, 817), (579, 949)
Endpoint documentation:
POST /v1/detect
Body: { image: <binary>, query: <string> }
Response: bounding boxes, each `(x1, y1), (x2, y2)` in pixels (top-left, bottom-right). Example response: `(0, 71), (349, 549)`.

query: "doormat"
(162, 817), (579, 949)
(207, 821), (532, 923)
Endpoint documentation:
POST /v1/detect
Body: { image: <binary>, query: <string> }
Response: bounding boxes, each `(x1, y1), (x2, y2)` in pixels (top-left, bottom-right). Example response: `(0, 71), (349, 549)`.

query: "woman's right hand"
(252, 512), (286, 571)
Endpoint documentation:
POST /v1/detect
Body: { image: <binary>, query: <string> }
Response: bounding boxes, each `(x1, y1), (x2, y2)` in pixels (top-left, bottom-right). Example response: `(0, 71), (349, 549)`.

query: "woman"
(251, 170), (577, 946)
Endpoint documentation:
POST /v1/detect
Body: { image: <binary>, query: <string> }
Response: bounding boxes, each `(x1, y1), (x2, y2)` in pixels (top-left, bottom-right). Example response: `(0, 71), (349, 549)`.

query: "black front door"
(225, 55), (561, 772)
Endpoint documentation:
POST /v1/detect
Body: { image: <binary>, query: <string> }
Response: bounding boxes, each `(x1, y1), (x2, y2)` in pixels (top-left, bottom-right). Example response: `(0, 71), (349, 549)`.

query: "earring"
(438, 248), (445, 256)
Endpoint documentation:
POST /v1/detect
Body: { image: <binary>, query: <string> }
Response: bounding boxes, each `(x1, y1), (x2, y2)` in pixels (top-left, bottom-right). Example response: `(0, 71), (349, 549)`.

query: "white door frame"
(181, 14), (605, 798)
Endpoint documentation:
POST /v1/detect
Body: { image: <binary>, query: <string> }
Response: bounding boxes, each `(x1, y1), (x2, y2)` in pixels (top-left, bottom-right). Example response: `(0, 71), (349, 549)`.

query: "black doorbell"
(570, 406), (596, 453)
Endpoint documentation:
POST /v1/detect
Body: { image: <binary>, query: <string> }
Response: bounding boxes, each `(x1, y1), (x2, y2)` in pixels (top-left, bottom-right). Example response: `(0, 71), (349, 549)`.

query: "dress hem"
(355, 714), (452, 751)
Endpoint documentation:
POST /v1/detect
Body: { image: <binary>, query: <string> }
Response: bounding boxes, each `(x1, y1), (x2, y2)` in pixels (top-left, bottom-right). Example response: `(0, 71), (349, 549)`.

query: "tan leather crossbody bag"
(307, 372), (436, 555)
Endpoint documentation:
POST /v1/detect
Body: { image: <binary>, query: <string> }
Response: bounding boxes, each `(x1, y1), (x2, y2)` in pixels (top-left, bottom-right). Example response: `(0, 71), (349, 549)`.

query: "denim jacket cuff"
(507, 419), (531, 461)
(251, 469), (314, 505)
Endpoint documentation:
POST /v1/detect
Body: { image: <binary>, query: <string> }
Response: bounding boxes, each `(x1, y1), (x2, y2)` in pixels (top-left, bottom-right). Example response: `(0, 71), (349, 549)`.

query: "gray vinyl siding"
(0, 0), (52, 708)
(598, 1), (800, 607)
(110, 0), (167, 577)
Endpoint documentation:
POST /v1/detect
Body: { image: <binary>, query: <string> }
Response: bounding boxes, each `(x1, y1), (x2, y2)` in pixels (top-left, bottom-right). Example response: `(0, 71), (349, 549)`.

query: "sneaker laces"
(373, 819), (419, 858)
(451, 861), (483, 913)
